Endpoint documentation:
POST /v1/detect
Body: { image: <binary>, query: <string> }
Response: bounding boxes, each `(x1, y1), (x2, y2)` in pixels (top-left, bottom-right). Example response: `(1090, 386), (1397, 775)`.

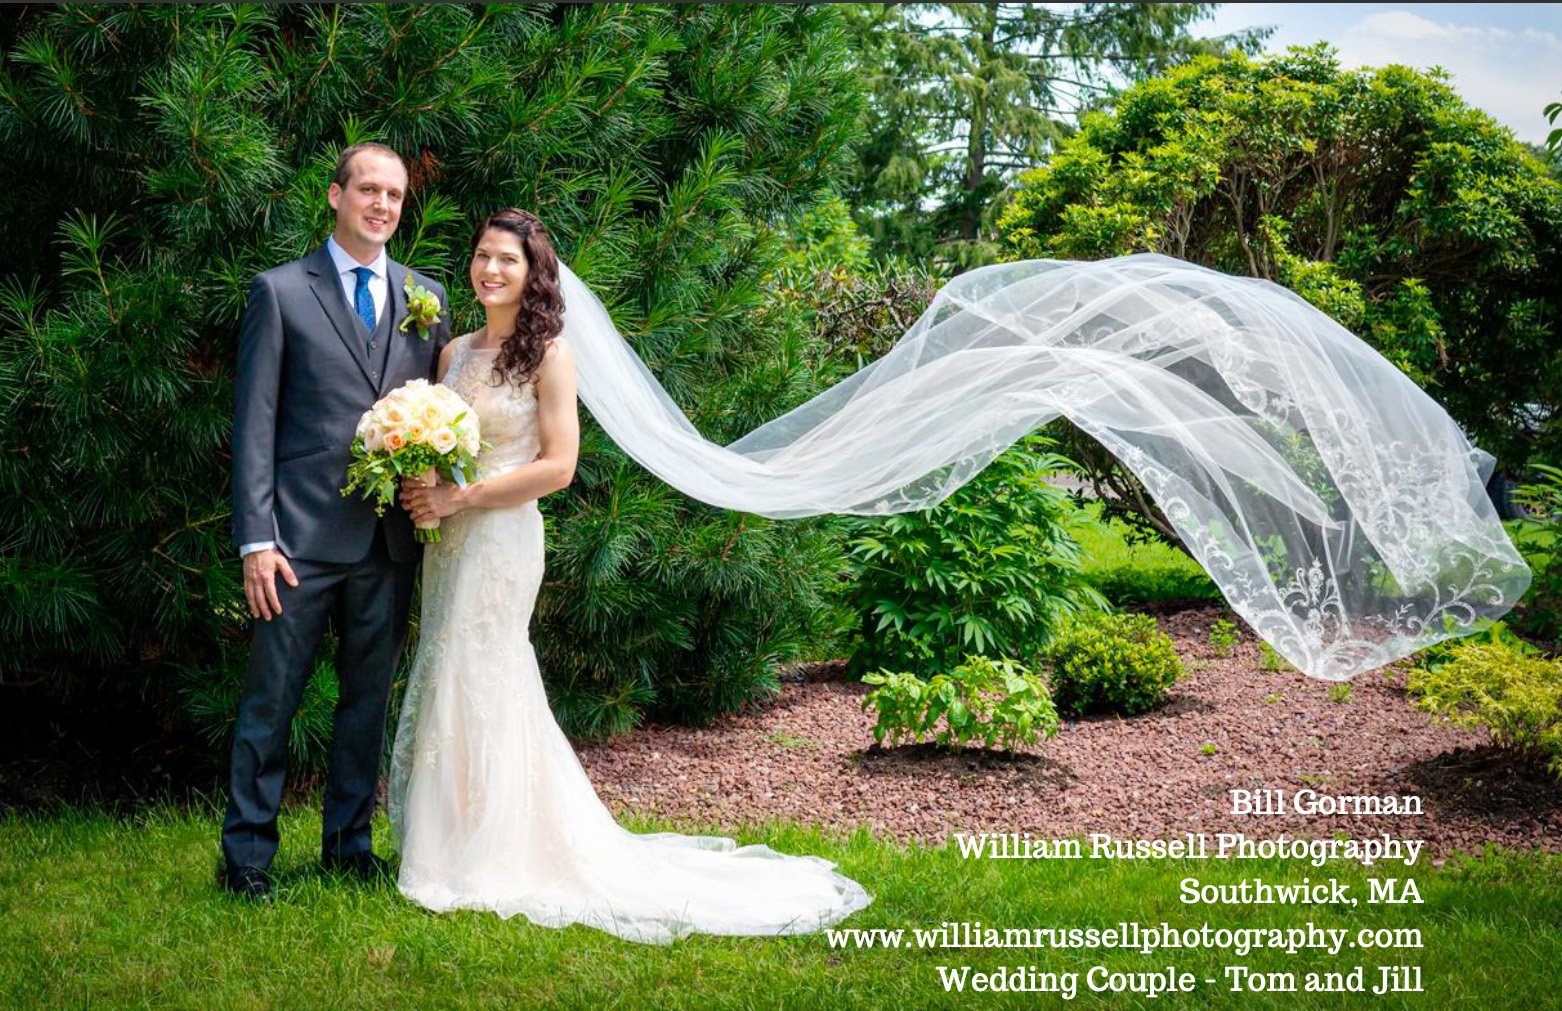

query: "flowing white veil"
(556, 253), (1531, 681)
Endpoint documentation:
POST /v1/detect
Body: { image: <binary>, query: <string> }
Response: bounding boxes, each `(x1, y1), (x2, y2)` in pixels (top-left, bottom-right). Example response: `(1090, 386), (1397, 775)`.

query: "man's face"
(327, 151), (407, 253)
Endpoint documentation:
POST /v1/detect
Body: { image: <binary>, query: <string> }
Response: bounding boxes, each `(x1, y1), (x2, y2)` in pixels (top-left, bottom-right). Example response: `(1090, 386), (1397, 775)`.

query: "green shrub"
(999, 46), (1562, 546)
(1409, 641), (1562, 779)
(173, 643), (340, 780)
(1511, 464), (1562, 643)
(861, 655), (1059, 753)
(0, 5), (865, 753)
(1042, 612), (1183, 717)
(843, 434), (1107, 679)
(1411, 619), (1539, 672)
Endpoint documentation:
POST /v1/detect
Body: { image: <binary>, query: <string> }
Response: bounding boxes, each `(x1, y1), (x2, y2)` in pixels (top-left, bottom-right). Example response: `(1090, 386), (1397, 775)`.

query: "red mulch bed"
(577, 606), (1562, 863)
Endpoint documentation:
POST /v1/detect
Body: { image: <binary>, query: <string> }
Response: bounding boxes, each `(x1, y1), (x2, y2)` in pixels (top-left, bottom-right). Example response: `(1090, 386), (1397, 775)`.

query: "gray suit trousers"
(221, 526), (416, 871)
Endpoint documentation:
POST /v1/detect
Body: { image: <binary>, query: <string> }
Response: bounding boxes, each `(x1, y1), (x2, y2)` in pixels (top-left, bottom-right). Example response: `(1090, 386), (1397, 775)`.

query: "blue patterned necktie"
(351, 266), (376, 336)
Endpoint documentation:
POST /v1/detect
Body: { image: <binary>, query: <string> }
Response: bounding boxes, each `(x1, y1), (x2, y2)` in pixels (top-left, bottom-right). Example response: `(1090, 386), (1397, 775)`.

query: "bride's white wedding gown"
(387, 334), (873, 945)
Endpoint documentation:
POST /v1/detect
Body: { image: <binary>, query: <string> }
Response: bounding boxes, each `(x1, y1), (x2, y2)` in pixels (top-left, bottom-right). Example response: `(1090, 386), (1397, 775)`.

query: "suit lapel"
(380, 261), (411, 396)
(305, 245), (376, 391)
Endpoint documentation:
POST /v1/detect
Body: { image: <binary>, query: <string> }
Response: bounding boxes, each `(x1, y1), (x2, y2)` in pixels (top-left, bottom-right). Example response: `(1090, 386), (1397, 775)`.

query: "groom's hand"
(243, 548), (299, 621)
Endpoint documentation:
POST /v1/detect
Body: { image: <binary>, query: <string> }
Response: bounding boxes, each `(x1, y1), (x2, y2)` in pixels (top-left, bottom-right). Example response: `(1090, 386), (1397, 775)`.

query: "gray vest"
(353, 293), (396, 389)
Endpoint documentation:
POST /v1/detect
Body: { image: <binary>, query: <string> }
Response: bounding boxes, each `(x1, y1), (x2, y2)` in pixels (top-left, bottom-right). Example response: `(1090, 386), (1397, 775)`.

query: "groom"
(222, 142), (451, 899)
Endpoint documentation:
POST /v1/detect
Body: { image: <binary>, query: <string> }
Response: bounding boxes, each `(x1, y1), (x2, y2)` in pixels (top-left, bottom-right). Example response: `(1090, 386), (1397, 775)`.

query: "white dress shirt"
(326, 233), (389, 326)
(239, 237), (390, 558)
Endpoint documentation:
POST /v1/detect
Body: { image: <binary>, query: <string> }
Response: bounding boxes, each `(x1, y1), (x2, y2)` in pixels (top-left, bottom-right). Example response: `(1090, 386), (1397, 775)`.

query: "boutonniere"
(400, 275), (443, 340)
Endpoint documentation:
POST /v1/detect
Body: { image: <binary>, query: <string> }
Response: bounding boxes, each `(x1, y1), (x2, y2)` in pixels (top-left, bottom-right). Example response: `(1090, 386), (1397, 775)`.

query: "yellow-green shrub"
(1409, 641), (1562, 779)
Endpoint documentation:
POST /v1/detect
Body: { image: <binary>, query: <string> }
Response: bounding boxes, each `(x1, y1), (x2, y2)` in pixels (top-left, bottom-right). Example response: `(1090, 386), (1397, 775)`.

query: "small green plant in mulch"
(861, 655), (1059, 753)
(1259, 641), (1292, 672)
(1208, 618), (1240, 657)
(761, 731), (812, 749)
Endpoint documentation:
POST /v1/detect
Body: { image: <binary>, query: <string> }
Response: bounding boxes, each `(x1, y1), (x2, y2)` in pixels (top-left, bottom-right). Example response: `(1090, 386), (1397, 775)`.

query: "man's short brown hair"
(332, 142), (407, 187)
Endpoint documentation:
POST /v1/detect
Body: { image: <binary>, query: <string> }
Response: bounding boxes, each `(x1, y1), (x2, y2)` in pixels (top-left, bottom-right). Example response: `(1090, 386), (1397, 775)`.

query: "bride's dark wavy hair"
(471, 208), (564, 387)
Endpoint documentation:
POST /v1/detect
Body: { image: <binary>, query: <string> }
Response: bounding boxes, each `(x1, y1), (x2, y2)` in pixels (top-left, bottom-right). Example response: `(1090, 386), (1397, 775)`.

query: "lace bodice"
(441, 334), (541, 477)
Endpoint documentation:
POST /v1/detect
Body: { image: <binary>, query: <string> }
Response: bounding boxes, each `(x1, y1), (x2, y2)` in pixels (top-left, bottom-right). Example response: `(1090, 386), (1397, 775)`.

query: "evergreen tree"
(841, 2), (1265, 268)
(0, 4), (862, 756)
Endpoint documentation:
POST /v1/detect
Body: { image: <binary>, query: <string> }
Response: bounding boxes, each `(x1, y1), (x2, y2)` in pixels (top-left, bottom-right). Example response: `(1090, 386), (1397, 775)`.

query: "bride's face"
(470, 228), (530, 309)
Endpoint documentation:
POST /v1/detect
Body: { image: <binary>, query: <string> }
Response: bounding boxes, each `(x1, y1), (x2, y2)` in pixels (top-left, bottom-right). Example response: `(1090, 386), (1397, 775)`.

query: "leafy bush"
(843, 435), (1107, 679)
(999, 45), (1562, 547)
(1511, 464), (1562, 643)
(1409, 640), (1562, 779)
(861, 655), (1059, 752)
(1411, 619), (1539, 673)
(1042, 612), (1183, 717)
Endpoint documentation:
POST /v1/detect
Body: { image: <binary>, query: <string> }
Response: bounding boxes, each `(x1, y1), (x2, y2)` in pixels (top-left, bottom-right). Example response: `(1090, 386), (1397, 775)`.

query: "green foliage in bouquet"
(843, 435), (1107, 680)
(1409, 638), (1562, 780)
(1042, 611), (1184, 717)
(340, 443), (444, 517)
(0, 5), (863, 755)
(861, 655), (1059, 753)
(999, 45), (1562, 548)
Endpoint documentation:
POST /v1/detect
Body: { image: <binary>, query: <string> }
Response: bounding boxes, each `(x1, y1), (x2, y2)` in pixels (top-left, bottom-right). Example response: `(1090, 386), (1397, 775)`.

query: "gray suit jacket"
(231, 244), (452, 564)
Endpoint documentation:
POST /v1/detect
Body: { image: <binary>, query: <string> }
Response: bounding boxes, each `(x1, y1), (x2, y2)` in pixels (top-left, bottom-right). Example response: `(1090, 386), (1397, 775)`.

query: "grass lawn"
(2, 803), (1558, 1009)
(1070, 500), (1223, 606)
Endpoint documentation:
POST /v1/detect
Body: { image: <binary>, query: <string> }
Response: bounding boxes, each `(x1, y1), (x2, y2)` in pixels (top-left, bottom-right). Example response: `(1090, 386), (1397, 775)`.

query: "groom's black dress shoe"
(321, 851), (392, 881)
(220, 864), (274, 901)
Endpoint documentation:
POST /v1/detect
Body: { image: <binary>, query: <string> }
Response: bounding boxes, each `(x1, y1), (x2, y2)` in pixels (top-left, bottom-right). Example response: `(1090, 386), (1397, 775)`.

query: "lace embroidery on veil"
(556, 254), (1530, 681)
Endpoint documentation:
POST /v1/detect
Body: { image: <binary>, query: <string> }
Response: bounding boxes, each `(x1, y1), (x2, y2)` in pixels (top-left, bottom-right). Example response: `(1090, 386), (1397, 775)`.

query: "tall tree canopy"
(843, 1), (1266, 268)
(999, 45), (1562, 543)
(0, 4), (863, 751)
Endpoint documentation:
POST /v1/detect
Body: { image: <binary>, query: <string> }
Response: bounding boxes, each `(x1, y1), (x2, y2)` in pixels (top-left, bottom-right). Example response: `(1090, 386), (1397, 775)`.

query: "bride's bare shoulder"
(541, 336), (574, 368)
(437, 332), (474, 381)
(534, 338), (575, 396)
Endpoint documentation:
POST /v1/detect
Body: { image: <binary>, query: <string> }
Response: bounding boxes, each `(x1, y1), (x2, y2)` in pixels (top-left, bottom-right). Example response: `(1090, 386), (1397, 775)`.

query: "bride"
(390, 209), (873, 945)
(390, 201), (1528, 943)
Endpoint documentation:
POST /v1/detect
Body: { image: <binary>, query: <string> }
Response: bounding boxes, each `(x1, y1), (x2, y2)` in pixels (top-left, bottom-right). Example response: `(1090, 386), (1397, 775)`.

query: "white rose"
(431, 428), (458, 455)
(362, 424), (385, 453)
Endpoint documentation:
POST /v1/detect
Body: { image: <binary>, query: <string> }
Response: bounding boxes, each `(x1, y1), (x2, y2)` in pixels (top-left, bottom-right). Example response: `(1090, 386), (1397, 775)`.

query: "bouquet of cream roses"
(340, 379), (484, 543)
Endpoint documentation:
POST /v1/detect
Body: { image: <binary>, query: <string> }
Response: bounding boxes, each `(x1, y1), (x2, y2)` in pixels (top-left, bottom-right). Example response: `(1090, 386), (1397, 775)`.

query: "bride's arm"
(404, 339), (578, 522)
(435, 339), (458, 383)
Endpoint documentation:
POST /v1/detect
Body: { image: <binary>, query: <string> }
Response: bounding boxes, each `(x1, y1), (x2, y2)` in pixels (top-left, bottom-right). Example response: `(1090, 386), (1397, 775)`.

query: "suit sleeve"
(231, 274), (283, 549)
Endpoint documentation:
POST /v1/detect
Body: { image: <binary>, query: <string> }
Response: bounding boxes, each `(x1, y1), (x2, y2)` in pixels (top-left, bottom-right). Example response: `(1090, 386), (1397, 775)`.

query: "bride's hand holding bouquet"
(340, 378), (485, 543)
